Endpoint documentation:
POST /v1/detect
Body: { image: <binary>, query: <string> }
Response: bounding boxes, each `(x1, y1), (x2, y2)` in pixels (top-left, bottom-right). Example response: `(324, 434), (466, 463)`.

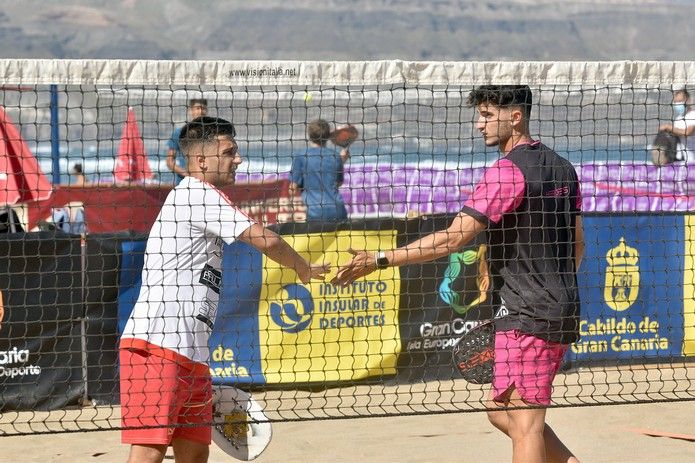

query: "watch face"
(376, 252), (389, 268)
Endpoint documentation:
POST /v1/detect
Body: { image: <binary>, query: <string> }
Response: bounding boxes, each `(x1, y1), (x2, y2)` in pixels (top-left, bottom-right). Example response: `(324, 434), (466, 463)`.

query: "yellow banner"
(683, 216), (695, 355)
(259, 230), (401, 383)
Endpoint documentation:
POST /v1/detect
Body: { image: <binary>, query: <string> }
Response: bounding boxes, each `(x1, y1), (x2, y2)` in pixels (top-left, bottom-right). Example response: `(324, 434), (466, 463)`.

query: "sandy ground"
(2, 365), (695, 463)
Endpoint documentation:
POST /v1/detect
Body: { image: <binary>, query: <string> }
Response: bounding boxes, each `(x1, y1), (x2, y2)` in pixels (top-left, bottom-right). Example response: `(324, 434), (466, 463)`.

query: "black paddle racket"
(452, 320), (495, 384)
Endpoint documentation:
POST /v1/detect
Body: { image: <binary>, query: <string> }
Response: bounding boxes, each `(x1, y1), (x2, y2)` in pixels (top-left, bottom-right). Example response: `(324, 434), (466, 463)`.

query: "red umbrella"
(114, 107), (153, 182)
(0, 106), (52, 206)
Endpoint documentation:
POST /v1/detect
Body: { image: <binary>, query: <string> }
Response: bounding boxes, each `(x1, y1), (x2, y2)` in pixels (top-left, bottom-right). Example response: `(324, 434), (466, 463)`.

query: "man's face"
(475, 103), (514, 147)
(200, 136), (242, 187)
(674, 92), (688, 105)
(189, 103), (208, 120)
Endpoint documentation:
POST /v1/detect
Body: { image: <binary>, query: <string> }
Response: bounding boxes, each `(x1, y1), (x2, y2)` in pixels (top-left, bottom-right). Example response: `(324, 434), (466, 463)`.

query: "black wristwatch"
(375, 251), (389, 269)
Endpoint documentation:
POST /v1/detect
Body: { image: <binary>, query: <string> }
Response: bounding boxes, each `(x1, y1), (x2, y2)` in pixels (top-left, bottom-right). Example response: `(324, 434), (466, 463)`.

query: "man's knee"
(487, 409), (508, 433)
(506, 408), (546, 440)
(172, 438), (210, 463)
(127, 444), (167, 463)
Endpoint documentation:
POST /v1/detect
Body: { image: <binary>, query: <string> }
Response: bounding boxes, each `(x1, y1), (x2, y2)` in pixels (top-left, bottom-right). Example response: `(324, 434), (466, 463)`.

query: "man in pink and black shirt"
(333, 85), (584, 463)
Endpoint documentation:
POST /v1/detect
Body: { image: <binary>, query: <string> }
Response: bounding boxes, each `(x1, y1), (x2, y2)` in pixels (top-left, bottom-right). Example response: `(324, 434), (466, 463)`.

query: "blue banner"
(116, 240), (265, 384)
(210, 241), (264, 385)
(568, 215), (684, 362)
(117, 240), (147, 334)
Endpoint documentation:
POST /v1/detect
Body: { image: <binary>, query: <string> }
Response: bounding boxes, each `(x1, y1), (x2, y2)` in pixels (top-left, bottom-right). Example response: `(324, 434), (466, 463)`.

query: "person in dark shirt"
(289, 119), (349, 222)
(167, 99), (208, 184)
(332, 85), (584, 463)
(70, 163), (88, 186)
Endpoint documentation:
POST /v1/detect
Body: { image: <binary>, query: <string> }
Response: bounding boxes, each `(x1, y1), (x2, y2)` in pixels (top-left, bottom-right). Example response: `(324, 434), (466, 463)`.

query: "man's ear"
(195, 153), (207, 172)
(510, 108), (523, 128)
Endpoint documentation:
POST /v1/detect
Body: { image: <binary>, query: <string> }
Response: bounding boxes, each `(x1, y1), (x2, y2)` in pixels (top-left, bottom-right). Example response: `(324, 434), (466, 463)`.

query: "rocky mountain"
(0, 0), (692, 61)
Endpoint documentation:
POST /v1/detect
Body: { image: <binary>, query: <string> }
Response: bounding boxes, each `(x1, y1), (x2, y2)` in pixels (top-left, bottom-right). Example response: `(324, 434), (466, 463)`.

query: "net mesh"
(0, 59), (694, 436)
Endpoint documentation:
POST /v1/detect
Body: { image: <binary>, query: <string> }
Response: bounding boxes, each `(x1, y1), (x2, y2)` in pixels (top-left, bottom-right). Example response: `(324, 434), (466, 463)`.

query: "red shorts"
(119, 348), (212, 446)
(492, 330), (568, 406)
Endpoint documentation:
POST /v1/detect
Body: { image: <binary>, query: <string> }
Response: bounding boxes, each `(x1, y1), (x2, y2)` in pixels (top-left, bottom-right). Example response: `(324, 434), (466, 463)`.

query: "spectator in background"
(167, 99), (208, 184)
(51, 203), (86, 234)
(289, 119), (350, 222)
(659, 88), (695, 163)
(70, 163), (88, 186)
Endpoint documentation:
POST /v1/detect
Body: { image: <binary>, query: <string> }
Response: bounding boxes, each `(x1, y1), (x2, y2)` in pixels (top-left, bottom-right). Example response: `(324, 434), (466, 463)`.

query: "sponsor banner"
(210, 241), (264, 384)
(0, 233), (84, 411)
(211, 227), (401, 385)
(568, 215), (684, 362)
(117, 239), (148, 334)
(83, 234), (124, 404)
(392, 216), (501, 383)
(259, 230), (400, 384)
(682, 215), (695, 356)
(117, 214), (694, 386)
(115, 237), (269, 386)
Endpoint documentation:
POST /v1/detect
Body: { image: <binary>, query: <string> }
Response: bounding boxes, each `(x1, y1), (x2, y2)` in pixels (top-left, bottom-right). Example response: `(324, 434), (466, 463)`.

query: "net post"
(79, 233), (89, 406)
(50, 84), (60, 185)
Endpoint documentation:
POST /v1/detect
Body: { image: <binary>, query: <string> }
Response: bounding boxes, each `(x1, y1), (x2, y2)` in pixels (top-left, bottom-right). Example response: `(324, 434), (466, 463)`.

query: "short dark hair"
(188, 98), (208, 108)
(307, 119), (331, 145)
(467, 85), (533, 119)
(179, 116), (236, 154)
(674, 88), (690, 101)
(72, 163), (83, 175)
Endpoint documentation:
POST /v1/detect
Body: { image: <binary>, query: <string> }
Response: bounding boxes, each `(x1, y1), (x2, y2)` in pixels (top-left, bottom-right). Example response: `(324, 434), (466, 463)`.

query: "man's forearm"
(241, 225), (310, 275)
(386, 230), (466, 267)
(385, 213), (485, 267)
(264, 237), (311, 275)
(386, 212), (485, 266)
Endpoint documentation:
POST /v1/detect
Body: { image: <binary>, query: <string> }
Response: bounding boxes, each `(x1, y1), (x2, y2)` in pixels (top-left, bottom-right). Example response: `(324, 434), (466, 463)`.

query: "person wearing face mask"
(659, 88), (695, 163)
(166, 99), (209, 184)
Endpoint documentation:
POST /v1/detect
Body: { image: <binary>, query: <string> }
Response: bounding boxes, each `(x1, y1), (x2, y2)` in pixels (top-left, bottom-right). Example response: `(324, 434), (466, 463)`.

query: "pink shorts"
(119, 349), (212, 446)
(492, 330), (568, 406)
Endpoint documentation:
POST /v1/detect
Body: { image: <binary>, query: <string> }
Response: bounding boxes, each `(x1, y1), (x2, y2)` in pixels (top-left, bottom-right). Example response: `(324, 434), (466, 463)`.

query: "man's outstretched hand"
(298, 262), (331, 284)
(331, 248), (377, 286)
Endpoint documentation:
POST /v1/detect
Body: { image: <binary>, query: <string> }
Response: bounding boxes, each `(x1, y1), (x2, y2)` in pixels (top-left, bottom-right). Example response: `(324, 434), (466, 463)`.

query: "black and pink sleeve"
(574, 182), (583, 213)
(460, 158), (526, 225)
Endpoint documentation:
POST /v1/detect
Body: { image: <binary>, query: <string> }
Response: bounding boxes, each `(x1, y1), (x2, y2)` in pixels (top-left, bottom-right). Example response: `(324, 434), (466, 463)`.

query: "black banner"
(0, 232), (83, 411)
(393, 215), (501, 383)
(83, 233), (126, 405)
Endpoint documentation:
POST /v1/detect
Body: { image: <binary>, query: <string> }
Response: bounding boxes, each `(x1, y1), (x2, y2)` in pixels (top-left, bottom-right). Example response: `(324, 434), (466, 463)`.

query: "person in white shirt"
(119, 116), (329, 463)
(659, 88), (695, 163)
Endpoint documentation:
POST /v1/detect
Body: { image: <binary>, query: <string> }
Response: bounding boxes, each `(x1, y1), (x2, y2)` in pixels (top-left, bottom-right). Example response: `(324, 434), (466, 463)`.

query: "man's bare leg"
(172, 437), (210, 463)
(487, 387), (580, 463)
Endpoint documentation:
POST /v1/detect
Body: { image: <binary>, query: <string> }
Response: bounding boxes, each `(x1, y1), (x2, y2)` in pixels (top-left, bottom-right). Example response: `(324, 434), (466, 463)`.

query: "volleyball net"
(0, 59), (694, 436)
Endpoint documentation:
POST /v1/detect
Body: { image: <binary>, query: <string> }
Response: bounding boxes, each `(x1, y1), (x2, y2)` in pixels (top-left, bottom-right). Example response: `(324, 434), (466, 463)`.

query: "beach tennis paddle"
(330, 124), (359, 147)
(452, 320), (495, 385)
(212, 386), (272, 461)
